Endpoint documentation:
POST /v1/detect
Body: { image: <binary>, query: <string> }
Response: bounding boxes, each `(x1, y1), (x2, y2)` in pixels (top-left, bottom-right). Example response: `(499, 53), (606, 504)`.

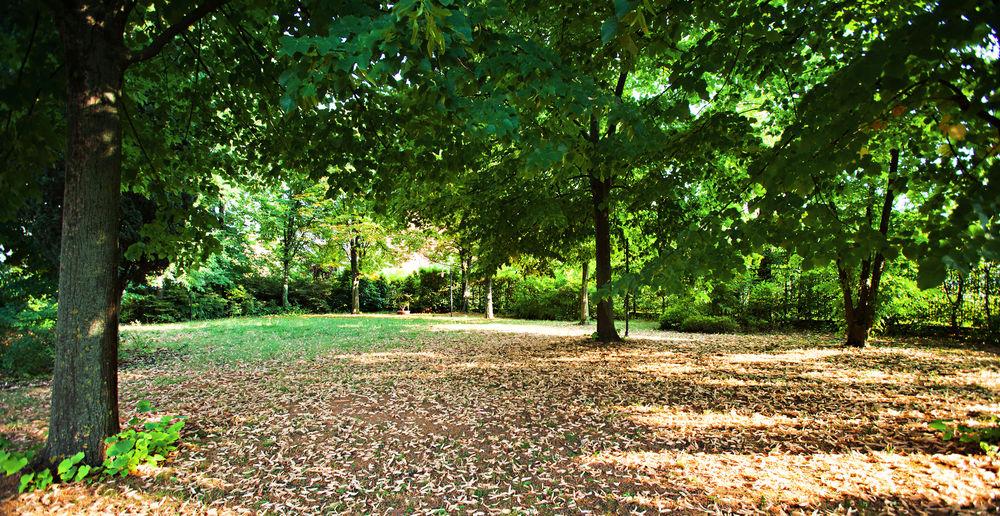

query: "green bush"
(103, 401), (185, 477)
(191, 291), (229, 320)
(0, 296), (57, 333)
(1, 331), (54, 376)
(659, 302), (703, 330)
(679, 314), (739, 334)
(225, 285), (261, 317)
(508, 275), (578, 320)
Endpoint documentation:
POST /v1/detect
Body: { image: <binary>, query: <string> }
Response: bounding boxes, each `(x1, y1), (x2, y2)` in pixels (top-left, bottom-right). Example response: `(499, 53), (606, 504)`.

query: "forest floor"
(1, 314), (998, 514)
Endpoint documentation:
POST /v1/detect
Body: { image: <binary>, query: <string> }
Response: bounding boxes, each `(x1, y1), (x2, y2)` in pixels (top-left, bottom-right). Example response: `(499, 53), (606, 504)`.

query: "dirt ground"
(2, 320), (998, 514)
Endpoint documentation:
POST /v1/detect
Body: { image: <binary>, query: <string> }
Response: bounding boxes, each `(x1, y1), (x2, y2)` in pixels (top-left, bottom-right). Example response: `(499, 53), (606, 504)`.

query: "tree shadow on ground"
(1, 321), (998, 512)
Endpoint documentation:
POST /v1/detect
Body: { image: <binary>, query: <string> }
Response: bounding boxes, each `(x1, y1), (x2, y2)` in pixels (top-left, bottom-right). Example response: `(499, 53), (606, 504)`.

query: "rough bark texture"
(590, 175), (621, 342)
(350, 235), (361, 314)
(47, 4), (127, 467)
(579, 261), (589, 325)
(485, 276), (494, 319)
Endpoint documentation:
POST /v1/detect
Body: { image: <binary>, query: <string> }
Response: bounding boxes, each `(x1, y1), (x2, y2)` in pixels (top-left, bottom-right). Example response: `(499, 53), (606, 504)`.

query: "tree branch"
(127, 0), (229, 66)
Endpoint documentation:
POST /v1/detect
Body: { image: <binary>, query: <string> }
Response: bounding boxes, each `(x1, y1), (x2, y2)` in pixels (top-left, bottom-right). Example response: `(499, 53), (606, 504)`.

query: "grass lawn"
(1, 314), (998, 513)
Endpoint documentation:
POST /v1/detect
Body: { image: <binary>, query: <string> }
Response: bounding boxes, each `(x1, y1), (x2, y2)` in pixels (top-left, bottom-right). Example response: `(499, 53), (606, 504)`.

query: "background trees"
(0, 0), (997, 475)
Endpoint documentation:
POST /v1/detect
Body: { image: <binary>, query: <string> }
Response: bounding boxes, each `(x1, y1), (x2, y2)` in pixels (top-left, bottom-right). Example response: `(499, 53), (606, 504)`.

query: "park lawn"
(1, 314), (998, 513)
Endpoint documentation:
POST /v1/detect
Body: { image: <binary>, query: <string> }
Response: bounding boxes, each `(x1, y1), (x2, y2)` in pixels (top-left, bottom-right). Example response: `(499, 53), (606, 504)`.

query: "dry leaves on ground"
(1, 319), (998, 514)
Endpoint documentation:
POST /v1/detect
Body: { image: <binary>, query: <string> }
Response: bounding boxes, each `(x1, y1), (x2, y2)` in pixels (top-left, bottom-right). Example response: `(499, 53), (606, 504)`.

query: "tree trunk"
(837, 148), (899, 348)
(590, 175), (621, 342)
(985, 265), (993, 332)
(460, 251), (471, 313)
(46, 12), (127, 467)
(622, 230), (630, 337)
(844, 312), (872, 347)
(579, 261), (589, 325)
(485, 276), (494, 319)
(947, 272), (965, 332)
(281, 260), (290, 307)
(350, 235), (360, 314)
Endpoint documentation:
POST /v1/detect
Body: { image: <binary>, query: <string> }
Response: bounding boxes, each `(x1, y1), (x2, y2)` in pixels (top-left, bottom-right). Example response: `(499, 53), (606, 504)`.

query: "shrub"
(679, 314), (739, 334)
(0, 296), (57, 333)
(225, 285), (261, 317)
(508, 275), (578, 320)
(659, 303), (703, 330)
(191, 291), (229, 320)
(1, 331), (54, 376)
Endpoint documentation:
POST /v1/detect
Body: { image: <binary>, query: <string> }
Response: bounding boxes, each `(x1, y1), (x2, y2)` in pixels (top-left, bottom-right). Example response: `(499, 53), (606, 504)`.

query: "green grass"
(120, 314), (434, 366)
(117, 313), (658, 367)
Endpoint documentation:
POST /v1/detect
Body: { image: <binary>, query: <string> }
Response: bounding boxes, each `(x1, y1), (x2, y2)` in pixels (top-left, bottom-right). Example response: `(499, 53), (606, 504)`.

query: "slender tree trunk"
(947, 272), (965, 332)
(623, 230), (630, 337)
(350, 235), (360, 314)
(46, 11), (126, 467)
(838, 149), (899, 348)
(590, 174), (621, 342)
(281, 259), (290, 307)
(579, 261), (589, 325)
(985, 265), (993, 332)
(282, 280), (289, 307)
(485, 276), (494, 319)
(460, 251), (471, 313)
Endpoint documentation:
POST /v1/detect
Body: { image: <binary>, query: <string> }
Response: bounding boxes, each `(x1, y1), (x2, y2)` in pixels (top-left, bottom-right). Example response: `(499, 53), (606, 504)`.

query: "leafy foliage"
(678, 315), (739, 334)
(930, 417), (1000, 456)
(103, 404), (185, 477)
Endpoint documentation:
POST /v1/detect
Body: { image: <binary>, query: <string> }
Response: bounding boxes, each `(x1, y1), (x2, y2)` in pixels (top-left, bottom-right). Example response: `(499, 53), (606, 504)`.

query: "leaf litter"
(1, 318), (998, 514)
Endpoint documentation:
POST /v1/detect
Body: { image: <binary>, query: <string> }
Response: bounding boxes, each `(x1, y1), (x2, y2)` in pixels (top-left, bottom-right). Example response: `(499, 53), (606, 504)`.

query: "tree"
(257, 176), (335, 307)
(0, 0), (328, 467)
(40, 0), (233, 467)
(749, 0), (999, 346)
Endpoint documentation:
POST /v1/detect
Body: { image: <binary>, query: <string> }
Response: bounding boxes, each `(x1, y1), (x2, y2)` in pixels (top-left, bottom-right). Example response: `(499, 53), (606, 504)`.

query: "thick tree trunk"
(485, 276), (494, 319)
(46, 13), (126, 467)
(590, 175), (620, 342)
(350, 236), (360, 314)
(579, 261), (589, 325)
(844, 313), (872, 347)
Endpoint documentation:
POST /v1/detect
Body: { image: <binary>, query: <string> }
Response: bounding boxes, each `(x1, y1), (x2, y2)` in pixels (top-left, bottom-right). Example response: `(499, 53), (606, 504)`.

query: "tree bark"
(46, 6), (127, 467)
(579, 261), (589, 325)
(350, 235), (360, 314)
(590, 174), (621, 342)
(945, 272), (965, 332)
(485, 275), (494, 319)
(281, 259), (290, 307)
(838, 148), (899, 348)
(459, 249), (471, 313)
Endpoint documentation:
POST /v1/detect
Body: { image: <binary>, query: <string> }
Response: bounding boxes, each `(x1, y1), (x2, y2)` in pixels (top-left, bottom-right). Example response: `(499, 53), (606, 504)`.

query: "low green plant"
(103, 402), (185, 477)
(930, 416), (1000, 456)
(2, 401), (184, 492)
(0, 448), (29, 476)
(678, 314), (739, 334)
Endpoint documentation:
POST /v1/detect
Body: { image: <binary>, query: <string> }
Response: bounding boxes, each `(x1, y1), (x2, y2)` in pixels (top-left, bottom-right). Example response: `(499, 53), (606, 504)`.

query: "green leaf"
(601, 19), (617, 45)
(73, 465), (91, 482)
(18, 473), (33, 493)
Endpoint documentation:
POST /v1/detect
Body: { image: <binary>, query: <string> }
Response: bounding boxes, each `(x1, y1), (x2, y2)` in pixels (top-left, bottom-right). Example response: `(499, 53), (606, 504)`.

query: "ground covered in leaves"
(1, 314), (998, 514)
